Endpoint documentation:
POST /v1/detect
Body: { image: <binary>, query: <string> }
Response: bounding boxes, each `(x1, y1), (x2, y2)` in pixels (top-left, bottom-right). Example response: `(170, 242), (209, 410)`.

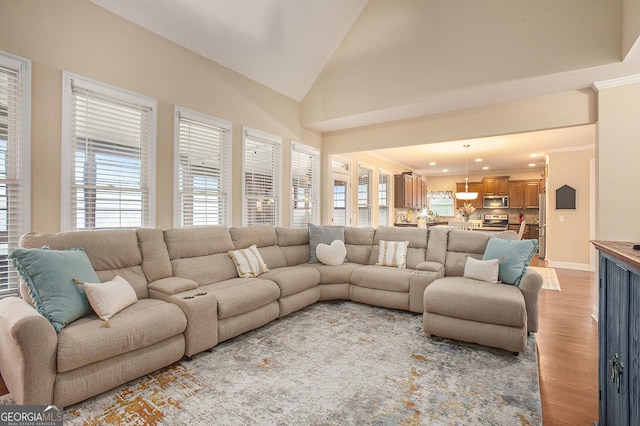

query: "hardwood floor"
(0, 262), (600, 425)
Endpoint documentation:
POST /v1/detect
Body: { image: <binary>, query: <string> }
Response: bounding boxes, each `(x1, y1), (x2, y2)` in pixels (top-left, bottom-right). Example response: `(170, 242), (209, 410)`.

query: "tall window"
(243, 127), (282, 226)
(0, 52), (30, 298)
(175, 107), (231, 227)
(62, 73), (156, 230)
(357, 164), (373, 227)
(378, 171), (391, 226)
(291, 142), (319, 227)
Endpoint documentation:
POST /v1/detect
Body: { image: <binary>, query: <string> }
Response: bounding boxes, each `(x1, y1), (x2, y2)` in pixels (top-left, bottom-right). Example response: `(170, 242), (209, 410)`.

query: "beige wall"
(623, 0), (640, 58)
(595, 80), (640, 241)
(546, 147), (595, 268)
(302, 0), (620, 127)
(0, 0), (320, 231)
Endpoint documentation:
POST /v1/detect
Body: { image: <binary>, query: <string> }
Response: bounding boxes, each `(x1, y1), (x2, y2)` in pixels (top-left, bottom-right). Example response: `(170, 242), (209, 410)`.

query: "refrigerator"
(538, 193), (546, 259)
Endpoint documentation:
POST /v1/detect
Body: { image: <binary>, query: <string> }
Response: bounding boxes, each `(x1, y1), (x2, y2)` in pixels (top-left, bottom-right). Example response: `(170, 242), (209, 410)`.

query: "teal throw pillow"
(482, 237), (538, 286)
(9, 247), (99, 332)
(308, 224), (345, 264)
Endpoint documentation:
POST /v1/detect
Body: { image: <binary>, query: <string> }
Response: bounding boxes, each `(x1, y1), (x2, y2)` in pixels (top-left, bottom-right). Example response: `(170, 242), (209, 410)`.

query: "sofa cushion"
(463, 257), (500, 283)
(136, 228), (173, 282)
(9, 247), (98, 332)
(350, 265), (412, 292)
(308, 224), (345, 264)
(345, 227), (375, 264)
(83, 275), (138, 326)
(316, 240), (347, 266)
(228, 245), (269, 278)
(261, 266), (321, 297)
(201, 278), (280, 320)
(482, 237), (538, 286)
(56, 298), (186, 373)
(424, 277), (526, 327)
(376, 240), (409, 268)
(230, 225), (277, 249)
(306, 263), (361, 284)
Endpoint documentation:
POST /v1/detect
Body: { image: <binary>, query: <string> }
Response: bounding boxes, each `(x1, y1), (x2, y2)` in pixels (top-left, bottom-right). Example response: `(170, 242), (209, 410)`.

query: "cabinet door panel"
(630, 272), (640, 426)
(604, 260), (629, 426)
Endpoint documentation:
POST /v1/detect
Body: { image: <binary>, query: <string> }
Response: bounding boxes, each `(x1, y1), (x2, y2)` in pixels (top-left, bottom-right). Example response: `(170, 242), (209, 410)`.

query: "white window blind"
(62, 73), (156, 230)
(357, 164), (373, 227)
(0, 52), (30, 298)
(291, 142), (320, 228)
(175, 107), (231, 227)
(242, 127), (282, 226)
(378, 171), (391, 226)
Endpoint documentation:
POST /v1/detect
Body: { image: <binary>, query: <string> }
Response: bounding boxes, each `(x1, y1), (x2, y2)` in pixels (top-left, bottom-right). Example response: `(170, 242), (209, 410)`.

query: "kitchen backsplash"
(395, 208), (539, 225)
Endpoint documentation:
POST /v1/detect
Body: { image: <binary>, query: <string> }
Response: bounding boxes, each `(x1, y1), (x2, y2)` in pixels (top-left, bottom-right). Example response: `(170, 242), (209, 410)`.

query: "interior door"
(332, 172), (351, 226)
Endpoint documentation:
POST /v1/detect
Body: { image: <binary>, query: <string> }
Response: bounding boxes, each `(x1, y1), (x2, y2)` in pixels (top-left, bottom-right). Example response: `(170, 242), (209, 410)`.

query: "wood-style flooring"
(0, 261), (600, 424)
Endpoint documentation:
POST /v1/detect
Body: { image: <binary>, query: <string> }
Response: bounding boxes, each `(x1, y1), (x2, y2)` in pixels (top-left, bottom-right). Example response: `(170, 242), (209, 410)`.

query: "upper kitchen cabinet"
(455, 181), (483, 209)
(509, 179), (543, 209)
(483, 176), (509, 196)
(394, 172), (426, 208)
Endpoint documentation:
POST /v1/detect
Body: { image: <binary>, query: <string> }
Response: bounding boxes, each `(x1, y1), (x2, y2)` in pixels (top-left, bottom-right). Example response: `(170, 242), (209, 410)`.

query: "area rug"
(1, 302), (542, 425)
(528, 266), (561, 291)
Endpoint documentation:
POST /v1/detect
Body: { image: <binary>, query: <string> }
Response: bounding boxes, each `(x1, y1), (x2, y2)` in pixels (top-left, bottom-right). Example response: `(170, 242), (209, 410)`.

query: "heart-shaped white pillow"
(315, 240), (346, 266)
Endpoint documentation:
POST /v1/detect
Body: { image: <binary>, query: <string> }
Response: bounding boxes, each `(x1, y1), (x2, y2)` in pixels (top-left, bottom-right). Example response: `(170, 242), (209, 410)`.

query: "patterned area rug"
(529, 266), (561, 291)
(1, 302), (542, 425)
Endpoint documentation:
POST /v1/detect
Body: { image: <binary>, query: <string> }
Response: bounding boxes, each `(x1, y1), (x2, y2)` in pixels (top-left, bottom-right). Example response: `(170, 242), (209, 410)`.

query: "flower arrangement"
(457, 202), (476, 221)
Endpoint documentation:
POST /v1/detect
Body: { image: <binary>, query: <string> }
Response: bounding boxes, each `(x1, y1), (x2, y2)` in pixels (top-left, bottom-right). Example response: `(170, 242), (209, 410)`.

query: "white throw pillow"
(376, 240), (409, 268)
(84, 275), (138, 327)
(463, 256), (500, 283)
(228, 245), (269, 278)
(316, 240), (347, 266)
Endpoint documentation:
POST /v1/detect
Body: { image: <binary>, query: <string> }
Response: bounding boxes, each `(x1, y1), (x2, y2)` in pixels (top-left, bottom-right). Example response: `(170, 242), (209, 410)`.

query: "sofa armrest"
(148, 277), (199, 295)
(149, 289), (218, 357)
(519, 269), (544, 333)
(414, 261), (444, 273)
(409, 268), (446, 313)
(0, 297), (57, 404)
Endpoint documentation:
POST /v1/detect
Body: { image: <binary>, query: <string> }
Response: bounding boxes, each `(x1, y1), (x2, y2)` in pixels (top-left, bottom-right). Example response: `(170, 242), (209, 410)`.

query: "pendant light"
(455, 144), (478, 200)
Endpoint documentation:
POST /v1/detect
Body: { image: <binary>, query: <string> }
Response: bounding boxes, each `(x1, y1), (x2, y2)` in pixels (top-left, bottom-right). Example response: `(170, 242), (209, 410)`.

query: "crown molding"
(592, 74), (640, 91)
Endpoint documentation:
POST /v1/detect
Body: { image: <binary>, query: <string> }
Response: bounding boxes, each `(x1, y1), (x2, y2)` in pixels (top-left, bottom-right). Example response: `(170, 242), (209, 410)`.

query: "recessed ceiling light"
(429, 162), (436, 166)
(528, 163), (536, 167)
(530, 153), (539, 158)
(482, 166), (489, 170)
(442, 169), (448, 172)
(475, 158), (482, 162)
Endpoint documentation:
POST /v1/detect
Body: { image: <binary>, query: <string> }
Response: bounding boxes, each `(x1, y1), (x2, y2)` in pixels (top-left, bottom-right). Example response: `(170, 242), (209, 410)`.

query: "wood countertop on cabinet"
(591, 240), (640, 271)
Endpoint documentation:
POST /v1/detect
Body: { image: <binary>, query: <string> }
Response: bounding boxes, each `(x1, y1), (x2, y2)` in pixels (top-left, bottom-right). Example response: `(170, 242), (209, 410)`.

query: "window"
(175, 107), (231, 227)
(378, 171), (391, 226)
(242, 127), (282, 226)
(291, 142), (319, 227)
(62, 73), (156, 230)
(428, 190), (455, 217)
(357, 164), (373, 227)
(0, 51), (30, 298)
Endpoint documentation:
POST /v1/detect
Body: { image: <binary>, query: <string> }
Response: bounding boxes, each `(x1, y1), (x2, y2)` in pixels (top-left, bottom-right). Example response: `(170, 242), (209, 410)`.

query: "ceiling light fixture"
(455, 144), (478, 200)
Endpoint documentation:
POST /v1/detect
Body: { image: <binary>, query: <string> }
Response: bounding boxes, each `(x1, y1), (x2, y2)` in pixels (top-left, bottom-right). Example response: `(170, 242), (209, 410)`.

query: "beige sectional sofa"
(0, 224), (542, 407)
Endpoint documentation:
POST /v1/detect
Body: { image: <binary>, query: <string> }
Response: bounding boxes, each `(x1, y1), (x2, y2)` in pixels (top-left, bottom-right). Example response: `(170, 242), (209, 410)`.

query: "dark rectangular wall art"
(556, 184), (576, 209)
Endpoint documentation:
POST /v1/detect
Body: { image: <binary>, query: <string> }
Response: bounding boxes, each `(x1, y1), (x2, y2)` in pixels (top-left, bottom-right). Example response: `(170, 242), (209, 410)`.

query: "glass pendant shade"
(455, 145), (478, 200)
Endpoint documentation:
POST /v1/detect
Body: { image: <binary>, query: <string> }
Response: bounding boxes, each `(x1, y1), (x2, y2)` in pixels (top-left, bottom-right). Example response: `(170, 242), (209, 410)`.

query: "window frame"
(0, 50), (31, 298)
(61, 72), (157, 231)
(290, 141), (320, 228)
(357, 162), (374, 227)
(173, 106), (232, 227)
(241, 126), (283, 227)
(378, 169), (392, 227)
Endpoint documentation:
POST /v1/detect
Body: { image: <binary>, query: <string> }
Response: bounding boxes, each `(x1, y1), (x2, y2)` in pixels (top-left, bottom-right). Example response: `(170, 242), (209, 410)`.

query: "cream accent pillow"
(228, 245), (269, 278)
(84, 275), (138, 327)
(316, 240), (347, 266)
(463, 256), (500, 283)
(376, 240), (409, 268)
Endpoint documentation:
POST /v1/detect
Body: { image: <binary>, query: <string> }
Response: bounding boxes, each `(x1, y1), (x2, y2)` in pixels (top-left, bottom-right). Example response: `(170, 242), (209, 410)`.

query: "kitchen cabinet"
(455, 182), (483, 209)
(525, 181), (541, 208)
(509, 179), (542, 209)
(483, 176), (509, 196)
(591, 241), (640, 426)
(508, 181), (526, 209)
(394, 173), (425, 209)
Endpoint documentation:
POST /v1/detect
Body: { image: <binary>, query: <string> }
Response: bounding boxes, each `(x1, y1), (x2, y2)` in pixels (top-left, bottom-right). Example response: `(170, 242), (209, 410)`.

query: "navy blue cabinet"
(594, 241), (640, 426)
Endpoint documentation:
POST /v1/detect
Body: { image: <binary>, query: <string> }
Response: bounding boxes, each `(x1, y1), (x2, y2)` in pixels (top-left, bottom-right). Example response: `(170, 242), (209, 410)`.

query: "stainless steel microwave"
(483, 196), (509, 209)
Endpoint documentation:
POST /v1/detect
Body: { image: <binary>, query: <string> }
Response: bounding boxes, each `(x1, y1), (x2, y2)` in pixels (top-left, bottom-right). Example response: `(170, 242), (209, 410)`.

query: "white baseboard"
(546, 260), (591, 271)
